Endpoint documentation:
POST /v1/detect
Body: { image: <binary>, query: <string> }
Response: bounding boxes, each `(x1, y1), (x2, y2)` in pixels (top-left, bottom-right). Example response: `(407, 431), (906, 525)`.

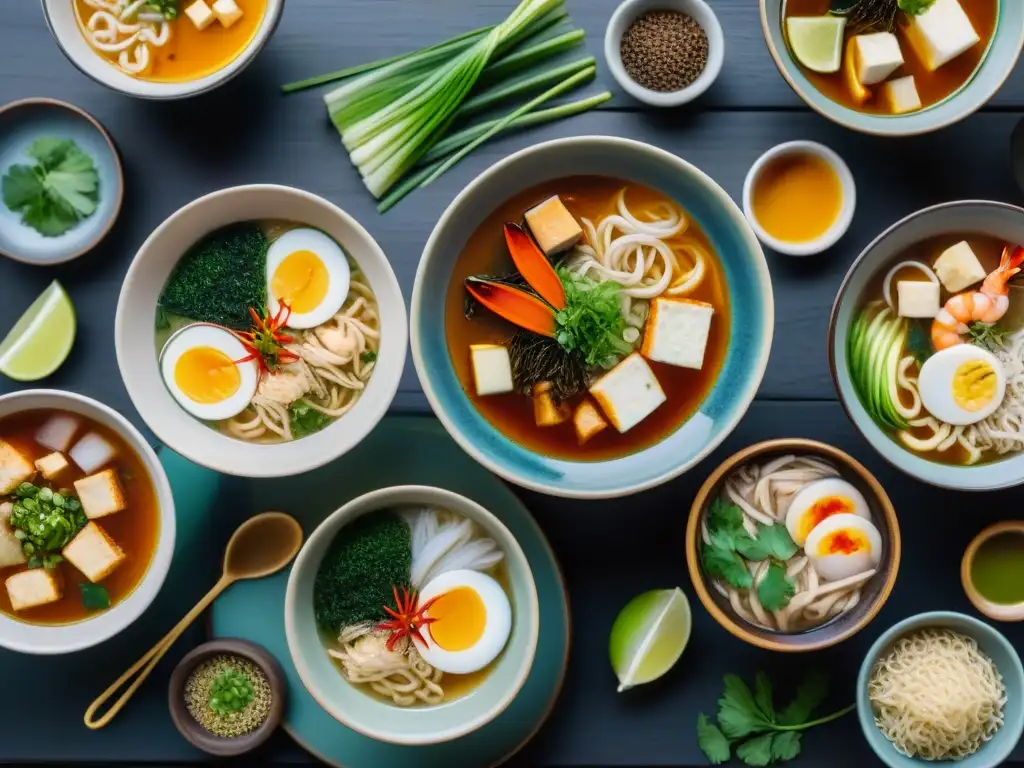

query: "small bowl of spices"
(170, 639), (285, 757)
(604, 0), (724, 107)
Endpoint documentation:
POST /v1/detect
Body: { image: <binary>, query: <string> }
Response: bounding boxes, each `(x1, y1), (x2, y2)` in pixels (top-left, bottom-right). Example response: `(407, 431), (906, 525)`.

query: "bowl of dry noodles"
(686, 438), (900, 652)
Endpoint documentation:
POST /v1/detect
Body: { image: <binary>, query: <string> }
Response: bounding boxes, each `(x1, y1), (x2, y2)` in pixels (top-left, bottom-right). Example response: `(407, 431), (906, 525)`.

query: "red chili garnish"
(376, 585), (439, 651)
(231, 302), (300, 374)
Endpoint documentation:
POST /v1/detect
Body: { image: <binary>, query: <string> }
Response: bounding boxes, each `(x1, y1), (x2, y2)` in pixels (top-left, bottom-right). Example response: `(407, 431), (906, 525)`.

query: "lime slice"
(609, 587), (691, 692)
(0, 281), (76, 381)
(786, 16), (846, 74)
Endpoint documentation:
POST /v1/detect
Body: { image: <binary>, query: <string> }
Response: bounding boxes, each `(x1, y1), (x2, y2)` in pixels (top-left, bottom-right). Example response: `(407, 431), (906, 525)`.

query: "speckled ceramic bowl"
(857, 612), (1024, 768)
(829, 200), (1024, 490)
(759, 0), (1024, 136)
(411, 136), (774, 499)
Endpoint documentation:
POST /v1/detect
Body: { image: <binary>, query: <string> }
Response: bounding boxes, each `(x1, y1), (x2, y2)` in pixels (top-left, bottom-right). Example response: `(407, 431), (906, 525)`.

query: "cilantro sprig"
(898, 0), (937, 14)
(700, 499), (798, 611)
(698, 671), (854, 765)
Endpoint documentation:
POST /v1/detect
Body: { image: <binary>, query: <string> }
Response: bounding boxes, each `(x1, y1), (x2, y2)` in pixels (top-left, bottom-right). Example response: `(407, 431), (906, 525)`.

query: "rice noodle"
(80, 0), (171, 75)
(329, 624), (444, 707)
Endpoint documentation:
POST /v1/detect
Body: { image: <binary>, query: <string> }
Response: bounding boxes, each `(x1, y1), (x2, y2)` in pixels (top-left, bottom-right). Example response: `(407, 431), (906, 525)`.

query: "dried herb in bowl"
(184, 655), (272, 739)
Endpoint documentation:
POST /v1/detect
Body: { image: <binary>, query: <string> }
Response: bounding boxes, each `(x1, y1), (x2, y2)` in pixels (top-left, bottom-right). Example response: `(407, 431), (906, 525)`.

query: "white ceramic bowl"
(41, 0), (285, 99)
(742, 140), (856, 257)
(0, 389), (175, 654)
(604, 0), (724, 107)
(285, 485), (539, 746)
(115, 184), (407, 478)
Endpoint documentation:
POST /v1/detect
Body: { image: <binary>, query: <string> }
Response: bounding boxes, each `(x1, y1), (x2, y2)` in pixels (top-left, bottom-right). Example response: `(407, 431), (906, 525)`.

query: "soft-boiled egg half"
(413, 569), (512, 675)
(160, 324), (259, 421)
(918, 345), (1007, 426)
(266, 228), (350, 330)
(784, 478), (871, 547)
(804, 513), (882, 582)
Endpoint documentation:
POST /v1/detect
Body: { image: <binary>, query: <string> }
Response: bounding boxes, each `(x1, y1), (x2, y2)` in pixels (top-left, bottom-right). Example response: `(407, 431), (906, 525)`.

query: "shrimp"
(931, 244), (1024, 350)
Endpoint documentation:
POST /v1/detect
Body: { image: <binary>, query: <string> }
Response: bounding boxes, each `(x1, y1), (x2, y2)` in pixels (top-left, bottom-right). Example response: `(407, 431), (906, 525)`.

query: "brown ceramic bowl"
(685, 438), (901, 652)
(961, 520), (1024, 623)
(169, 639), (285, 757)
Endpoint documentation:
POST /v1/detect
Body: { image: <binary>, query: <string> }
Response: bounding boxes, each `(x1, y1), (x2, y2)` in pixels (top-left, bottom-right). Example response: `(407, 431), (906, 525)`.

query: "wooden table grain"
(1, 0), (1023, 765)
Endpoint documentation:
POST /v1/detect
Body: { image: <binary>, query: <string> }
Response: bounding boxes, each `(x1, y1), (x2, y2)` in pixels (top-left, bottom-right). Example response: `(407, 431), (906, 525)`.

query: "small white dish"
(742, 140), (856, 257)
(604, 0), (724, 107)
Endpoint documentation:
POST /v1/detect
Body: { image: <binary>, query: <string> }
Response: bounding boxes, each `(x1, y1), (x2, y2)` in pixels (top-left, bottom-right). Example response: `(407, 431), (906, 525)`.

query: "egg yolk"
(271, 250), (329, 314)
(952, 360), (997, 412)
(816, 528), (870, 557)
(174, 346), (241, 404)
(798, 496), (853, 542)
(426, 587), (487, 652)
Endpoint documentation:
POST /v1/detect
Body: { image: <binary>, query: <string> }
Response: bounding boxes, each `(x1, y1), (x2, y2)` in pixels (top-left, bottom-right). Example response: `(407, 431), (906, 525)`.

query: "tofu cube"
(470, 344), (514, 397)
(5, 568), (62, 612)
(34, 452), (69, 481)
(573, 400), (608, 445)
(853, 32), (904, 85)
(934, 240), (987, 292)
(884, 75), (922, 115)
(905, 0), (980, 71)
(212, 0), (244, 28)
(589, 353), (666, 433)
(0, 440), (35, 495)
(36, 414), (80, 453)
(62, 522), (125, 583)
(523, 196), (583, 256)
(897, 281), (941, 318)
(184, 0), (215, 29)
(532, 382), (570, 427)
(640, 297), (715, 370)
(0, 503), (26, 569)
(69, 432), (117, 474)
(73, 469), (126, 520)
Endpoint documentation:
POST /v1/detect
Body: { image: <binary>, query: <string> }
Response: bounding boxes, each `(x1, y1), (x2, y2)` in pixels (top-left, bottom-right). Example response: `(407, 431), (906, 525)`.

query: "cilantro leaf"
(360, 350), (377, 363)
(718, 675), (772, 740)
(1, 165), (43, 209)
(28, 137), (74, 169)
(697, 713), (731, 765)
(708, 498), (747, 539)
(778, 670), (829, 726)
(753, 671), (776, 723)
(736, 733), (775, 766)
(770, 732), (802, 762)
(757, 562), (795, 612)
(736, 523), (798, 561)
(898, 0), (936, 14)
(702, 542), (753, 590)
(79, 583), (110, 611)
(289, 401), (333, 439)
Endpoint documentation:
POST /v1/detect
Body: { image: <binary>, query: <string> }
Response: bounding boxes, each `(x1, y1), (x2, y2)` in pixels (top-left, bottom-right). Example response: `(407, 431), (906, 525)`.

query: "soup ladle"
(84, 511), (303, 729)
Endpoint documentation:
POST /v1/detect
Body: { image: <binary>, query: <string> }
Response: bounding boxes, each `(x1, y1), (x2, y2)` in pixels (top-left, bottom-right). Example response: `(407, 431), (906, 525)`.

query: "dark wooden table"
(2, 0), (1023, 765)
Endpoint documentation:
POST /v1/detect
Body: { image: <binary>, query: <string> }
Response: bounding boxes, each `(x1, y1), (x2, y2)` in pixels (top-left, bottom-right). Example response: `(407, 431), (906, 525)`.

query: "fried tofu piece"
(532, 382), (571, 427)
(905, 0), (979, 71)
(0, 440), (35, 495)
(589, 353), (666, 433)
(934, 240), (986, 293)
(0, 502), (26, 569)
(641, 297), (715, 370)
(6, 568), (62, 612)
(573, 400), (608, 445)
(212, 0), (243, 27)
(883, 75), (922, 115)
(524, 196), (583, 256)
(62, 522), (125, 583)
(185, 0), (215, 29)
(34, 452), (69, 481)
(74, 469), (126, 520)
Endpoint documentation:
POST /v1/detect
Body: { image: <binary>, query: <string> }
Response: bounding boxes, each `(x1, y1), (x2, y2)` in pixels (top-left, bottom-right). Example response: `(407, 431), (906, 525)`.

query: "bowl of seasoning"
(604, 0), (724, 107)
(962, 521), (1024, 622)
(169, 639), (285, 757)
(742, 140), (856, 257)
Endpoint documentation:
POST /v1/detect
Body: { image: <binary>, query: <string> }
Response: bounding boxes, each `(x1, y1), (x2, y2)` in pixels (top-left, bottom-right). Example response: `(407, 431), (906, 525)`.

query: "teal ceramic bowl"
(829, 200), (1024, 490)
(284, 485), (539, 746)
(857, 611), (1024, 767)
(760, 1), (1024, 136)
(411, 136), (774, 499)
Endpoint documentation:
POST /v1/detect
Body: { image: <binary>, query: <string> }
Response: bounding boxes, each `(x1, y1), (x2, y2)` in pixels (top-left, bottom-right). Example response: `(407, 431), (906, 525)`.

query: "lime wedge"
(0, 281), (76, 381)
(786, 16), (847, 74)
(609, 587), (691, 692)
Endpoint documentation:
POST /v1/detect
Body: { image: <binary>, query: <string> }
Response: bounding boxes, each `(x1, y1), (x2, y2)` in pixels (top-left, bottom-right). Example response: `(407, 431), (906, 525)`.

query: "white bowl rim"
(411, 135), (774, 499)
(39, 0), (285, 100)
(0, 389), (176, 654)
(115, 183), (407, 479)
(742, 140), (857, 257)
(603, 0), (725, 107)
(284, 484), (540, 746)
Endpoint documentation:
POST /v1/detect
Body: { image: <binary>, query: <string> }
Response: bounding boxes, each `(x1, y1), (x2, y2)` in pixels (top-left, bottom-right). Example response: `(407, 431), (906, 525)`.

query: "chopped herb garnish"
(79, 583), (110, 611)
(289, 401), (333, 439)
(966, 321), (1009, 352)
(360, 350), (378, 363)
(8, 483), (86, 563)
(208, 669), (255, 717)
(555, 268), (633, 368)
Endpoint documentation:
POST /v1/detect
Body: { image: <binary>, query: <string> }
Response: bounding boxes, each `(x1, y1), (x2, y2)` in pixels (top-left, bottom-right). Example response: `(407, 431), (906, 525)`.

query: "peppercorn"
(620, 11), (709, 93)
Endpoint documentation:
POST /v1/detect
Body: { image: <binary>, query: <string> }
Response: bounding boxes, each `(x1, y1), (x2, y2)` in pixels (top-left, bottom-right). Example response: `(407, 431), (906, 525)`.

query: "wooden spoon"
(83, 511), (303, 730)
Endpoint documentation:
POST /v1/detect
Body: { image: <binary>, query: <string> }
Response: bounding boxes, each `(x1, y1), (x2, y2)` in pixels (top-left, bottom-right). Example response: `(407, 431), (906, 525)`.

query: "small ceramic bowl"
(169, 638), (285, 757)
(604, 0), (724, 107)
(962, 521), (1024, 622)
(285, 485), (539, 746)
(686, 438), (900, 652)
(0, 99), (123, 265)
(759, 0), (1024, 136)
(829, 200), (1024, 490)
(742, 141), (856, 257)
(0, 389), (175, 654)
(856, 611), (1024, 768)
(115, 184), (407, 479)
(41, 0), (285, 100)
(411, 136), (773, 499)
